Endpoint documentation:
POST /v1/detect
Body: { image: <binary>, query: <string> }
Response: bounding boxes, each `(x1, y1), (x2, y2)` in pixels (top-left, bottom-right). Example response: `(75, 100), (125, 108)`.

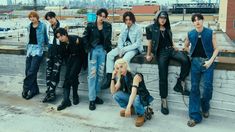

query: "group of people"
(21, 8), (219, 127)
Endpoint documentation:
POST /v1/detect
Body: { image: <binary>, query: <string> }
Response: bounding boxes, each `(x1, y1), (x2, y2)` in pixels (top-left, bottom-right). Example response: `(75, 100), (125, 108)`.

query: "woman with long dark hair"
(145, 11), (191, 115)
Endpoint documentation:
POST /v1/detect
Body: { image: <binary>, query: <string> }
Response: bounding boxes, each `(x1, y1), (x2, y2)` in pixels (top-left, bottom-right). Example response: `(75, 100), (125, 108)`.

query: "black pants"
(156, 48), (190, 98)
(63, 56), (83, 103)
(46, 55), (63, 92)
(23, 55), (43, 94)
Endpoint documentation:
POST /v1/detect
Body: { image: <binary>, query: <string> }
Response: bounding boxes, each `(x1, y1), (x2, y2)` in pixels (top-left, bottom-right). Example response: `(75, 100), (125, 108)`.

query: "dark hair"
(123, 11), (136, 23)
(191, 13), (204, 22)
(55, 28), (68, 37)
(96, 8), (108, 18)
(44, 11), (56, 20)
(154, 11), (171, 30)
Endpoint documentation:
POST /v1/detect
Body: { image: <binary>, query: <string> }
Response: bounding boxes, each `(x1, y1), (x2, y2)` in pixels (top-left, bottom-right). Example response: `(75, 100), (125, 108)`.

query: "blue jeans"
(23, 55), (43, 94)
(106, 48), (138, 73)
(189, 57), (215, 122)
(113, 91), (145, 115)
(88, 45), (106, 101)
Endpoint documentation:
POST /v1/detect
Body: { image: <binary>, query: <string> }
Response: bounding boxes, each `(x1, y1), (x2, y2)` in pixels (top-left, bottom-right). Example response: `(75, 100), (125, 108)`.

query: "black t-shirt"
(98, 29), (104, 45)
(192, 37), (207, 58)
(29, 24), (37, 44)
(158, 30), (172, 51)
(124, 30), (131, 47)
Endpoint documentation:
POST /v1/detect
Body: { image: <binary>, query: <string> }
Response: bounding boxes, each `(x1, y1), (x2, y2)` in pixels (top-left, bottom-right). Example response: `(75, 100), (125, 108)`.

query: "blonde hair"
(114, 58), (131, 71)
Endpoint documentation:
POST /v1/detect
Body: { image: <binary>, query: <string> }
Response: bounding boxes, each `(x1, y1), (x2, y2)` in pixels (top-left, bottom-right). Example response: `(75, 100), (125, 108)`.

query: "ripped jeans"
(88, 45), (106, 101)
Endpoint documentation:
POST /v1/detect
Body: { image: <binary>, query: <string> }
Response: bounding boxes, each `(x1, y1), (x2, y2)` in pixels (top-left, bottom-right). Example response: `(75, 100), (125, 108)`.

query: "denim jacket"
(26, 21), (48, 57)
(118, 23), (144, 53)
(188, 27), (214, 58)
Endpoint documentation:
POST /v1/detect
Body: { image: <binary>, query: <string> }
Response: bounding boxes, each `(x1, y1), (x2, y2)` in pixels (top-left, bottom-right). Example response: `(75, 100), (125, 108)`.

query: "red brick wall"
(132, 5), (160, 14)
(226, 0), (235, 40)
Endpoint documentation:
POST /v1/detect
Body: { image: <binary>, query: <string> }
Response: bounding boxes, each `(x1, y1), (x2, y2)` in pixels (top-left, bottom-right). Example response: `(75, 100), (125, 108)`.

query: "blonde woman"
(110, 58), (153, 127)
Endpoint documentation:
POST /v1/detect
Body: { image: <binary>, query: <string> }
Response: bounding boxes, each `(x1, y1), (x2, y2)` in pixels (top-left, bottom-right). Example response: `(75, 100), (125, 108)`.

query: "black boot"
(57, 86), (71, 111)
(95, 96), (104, 104)
(72, 83), (80, 105)
(57, 101), (71, 111)
(101, 73), (112, 89)
(22, 89), (28, 99)
(89, 101), (96, 110)
(42, 91), (56, 103)
(161, 98), (169, 115)
(173, 79), (190, 96)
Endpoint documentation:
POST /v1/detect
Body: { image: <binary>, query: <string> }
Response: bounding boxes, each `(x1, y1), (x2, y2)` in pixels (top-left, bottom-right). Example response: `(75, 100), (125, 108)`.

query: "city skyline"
(2, 0), (220, 5)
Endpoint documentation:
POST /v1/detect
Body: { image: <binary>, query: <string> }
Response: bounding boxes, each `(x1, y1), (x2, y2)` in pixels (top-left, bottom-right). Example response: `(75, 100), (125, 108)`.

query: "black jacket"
(145, 23), (173, 56)
(59, 35), (87, 68)
(82, 21), (112, 53)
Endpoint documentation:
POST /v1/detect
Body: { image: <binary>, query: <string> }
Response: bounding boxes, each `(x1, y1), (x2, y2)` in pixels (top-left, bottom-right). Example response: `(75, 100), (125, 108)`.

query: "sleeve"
(117, 26), (125, 49)
(145, 25), (152, 40)
(82, 23), (91, 51)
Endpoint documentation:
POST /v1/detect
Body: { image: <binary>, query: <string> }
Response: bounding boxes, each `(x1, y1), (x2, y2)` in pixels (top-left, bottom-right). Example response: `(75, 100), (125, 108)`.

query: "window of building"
(234, 20), (235, 28)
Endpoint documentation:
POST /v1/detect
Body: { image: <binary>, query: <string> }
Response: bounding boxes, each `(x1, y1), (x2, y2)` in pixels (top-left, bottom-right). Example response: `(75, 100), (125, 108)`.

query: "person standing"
(55, 28), (86, 111)
(83, 8), (112, 110)
(43, 11), (64, 103)
(185, 13), (219, 127)
(22, 11), (48, 100)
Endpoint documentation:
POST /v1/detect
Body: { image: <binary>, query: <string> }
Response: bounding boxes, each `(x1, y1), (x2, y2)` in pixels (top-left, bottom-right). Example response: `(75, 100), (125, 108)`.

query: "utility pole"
(33, 0), (37, 11)
(112, 0), (114, 23)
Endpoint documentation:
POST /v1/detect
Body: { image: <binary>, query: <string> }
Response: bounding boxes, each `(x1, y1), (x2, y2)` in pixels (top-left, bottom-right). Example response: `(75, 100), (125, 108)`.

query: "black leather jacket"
(82, 21), (112, 53)
(145, 23), (173, 55)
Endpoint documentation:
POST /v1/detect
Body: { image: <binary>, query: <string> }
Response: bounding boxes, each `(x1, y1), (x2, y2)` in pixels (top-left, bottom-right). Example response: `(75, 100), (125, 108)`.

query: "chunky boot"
(101, 73), (112, 89)
(42, 91), (56, 103)
(89, 101), (96, 111)
(120, 107), (135, 117)
(173, 79), (190, 96)
(57, 101), (71, 111)
(135, 115), (145, 127)
(95, 96), (104, 104)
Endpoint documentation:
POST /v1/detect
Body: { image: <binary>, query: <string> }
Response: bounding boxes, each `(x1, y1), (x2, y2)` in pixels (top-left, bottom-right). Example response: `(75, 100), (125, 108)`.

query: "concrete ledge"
(131, 53), (235, 71)
(1, 45), (235, 71)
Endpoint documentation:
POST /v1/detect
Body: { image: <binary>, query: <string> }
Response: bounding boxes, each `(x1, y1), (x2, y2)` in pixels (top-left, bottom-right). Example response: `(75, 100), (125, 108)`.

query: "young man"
(83, 8), (112, 111)
(185, 13), (219, 127)
(111, 58), (153, 127)
(55, 28), (86, 111)
(22, 11), (48, 100)
(145, 11), (191, 115)
(102, 11), (143, 89)
(42, 11), (64, 103)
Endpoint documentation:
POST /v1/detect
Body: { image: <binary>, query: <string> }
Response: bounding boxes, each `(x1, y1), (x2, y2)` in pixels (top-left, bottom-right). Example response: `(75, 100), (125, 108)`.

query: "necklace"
(160, 30), (165, 38)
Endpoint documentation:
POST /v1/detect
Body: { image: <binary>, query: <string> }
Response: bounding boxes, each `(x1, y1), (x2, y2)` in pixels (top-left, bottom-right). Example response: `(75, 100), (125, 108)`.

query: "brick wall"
(226, 0), (235, 40)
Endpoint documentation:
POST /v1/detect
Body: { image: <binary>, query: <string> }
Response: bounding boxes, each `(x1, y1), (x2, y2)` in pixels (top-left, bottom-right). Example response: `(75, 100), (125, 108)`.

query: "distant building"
(108, 5), (160, 15)
(219, 0), (235, 40)
(132, 5), (160, 14)
(7, 0), (12, 5)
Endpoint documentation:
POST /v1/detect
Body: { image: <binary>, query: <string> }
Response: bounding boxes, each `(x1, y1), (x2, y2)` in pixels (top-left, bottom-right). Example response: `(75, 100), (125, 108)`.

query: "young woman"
(145, 11), (191, 115)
